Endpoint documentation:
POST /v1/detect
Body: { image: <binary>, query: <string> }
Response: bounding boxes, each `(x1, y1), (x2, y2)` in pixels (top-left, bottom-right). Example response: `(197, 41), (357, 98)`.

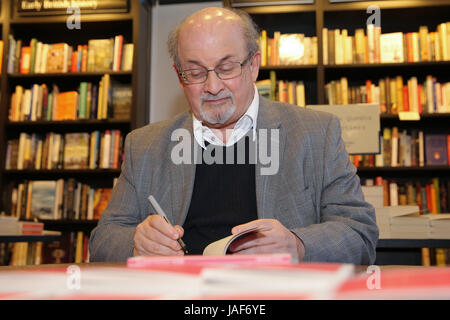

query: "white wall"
(150, 1), (223, 123)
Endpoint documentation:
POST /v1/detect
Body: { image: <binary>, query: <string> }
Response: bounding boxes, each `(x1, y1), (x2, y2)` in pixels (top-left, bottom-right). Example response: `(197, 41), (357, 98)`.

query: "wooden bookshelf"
(0, 0), (152, 265)
(226, 0), (450, 265)
(0, 234), (61, 243)
(377, 239), (450, 249)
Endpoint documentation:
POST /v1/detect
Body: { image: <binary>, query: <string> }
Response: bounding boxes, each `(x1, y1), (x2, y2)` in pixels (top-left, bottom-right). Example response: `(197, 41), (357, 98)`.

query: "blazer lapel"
(169, 114), (197, 226)
(255, 96), (286, 219)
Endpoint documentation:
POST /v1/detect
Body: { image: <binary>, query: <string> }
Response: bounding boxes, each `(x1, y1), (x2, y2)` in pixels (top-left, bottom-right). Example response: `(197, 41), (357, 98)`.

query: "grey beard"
(200, 103), (236, 125)
(200, 93), (236, 125)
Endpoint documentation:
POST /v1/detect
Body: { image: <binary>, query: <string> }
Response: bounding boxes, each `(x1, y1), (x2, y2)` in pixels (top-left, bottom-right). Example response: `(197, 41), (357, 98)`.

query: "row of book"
(363, 177), (449, 214)
(9, 179), (113, 221)
(349, 129), (450, 168)
(8, 75), (132, 121)
(259, 31), (318, 66)
(422, 248), (450, 267)
(1, 231), (90, 266)
(5, 130), (124, 170)
(256, 73), (306, 106)
(8, 35), (133, 74)
(325, 76), (450, 114)
(323, 22), (450, 65)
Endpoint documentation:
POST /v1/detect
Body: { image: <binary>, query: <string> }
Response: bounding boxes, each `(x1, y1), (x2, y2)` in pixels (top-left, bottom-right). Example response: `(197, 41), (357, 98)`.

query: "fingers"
(228, 229), (274, 253)
(231, 219), (270, 235)
(229, 219), (300, 259)
(134, 214), (185, 256)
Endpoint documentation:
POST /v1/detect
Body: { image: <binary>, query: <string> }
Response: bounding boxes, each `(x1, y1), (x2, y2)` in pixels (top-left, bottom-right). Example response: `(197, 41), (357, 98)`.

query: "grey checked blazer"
(89, 96), (379, 264)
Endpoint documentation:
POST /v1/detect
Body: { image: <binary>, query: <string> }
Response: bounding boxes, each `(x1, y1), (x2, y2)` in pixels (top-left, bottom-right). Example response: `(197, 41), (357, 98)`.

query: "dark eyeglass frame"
(178, 53), (254, 84)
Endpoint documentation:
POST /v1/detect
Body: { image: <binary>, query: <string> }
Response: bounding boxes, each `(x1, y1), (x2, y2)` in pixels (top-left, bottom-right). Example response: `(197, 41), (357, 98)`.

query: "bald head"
(168, 7), (259, 67)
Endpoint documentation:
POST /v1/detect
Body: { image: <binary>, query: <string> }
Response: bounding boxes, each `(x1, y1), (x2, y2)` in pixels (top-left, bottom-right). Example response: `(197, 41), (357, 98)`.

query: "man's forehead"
(185, 7), (240, 24)
(181, 8), (241, 33)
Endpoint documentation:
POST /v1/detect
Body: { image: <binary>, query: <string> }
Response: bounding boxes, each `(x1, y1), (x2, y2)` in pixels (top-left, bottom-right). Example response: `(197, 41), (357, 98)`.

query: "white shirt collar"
(193, 85), (259, 149)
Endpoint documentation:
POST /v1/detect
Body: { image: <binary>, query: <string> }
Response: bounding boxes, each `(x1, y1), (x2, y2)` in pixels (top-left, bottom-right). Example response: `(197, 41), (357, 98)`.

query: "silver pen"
(148, 195), (188, 254)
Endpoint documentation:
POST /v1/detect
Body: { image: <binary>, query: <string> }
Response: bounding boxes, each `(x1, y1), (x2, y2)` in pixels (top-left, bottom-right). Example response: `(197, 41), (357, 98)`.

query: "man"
(89, 7), (378, 264)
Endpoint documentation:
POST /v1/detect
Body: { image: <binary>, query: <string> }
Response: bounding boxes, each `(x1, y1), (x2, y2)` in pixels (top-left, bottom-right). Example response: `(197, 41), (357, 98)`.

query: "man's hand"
(133, 214), (185, 256)
(228, 219), (305, 262)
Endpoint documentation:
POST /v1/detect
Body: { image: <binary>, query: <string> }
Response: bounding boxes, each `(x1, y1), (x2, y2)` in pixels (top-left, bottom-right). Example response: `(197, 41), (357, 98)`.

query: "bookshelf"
(0, 234), (60, 243)
(226, 0), (450, 265)
(0, 0), (152, 265)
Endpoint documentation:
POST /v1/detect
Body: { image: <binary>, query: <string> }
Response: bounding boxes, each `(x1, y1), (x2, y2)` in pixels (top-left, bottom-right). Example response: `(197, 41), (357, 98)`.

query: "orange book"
(83, 235), (89, 262)
(93, 188), (112, 219)
(402, 86), (409, 111)
(406, 33), (413, 62)
(81, 45), (88, 72)
(269, 38), (275, 66)
(20, 46), (31, 74)
(375, 176), (383, 186)
(114, 35), (123, 71)
(56, 91), (78, 120)
(383, 180), (390, 206)
(112, 130), (121, 169)
(395, 76), (404, 112)
(364, 35), (369, 63)
(354, 155), (360, 167)
(365, 80), (372, 103)
(430, 183), (437, 214)
(71, 51), (78, 72)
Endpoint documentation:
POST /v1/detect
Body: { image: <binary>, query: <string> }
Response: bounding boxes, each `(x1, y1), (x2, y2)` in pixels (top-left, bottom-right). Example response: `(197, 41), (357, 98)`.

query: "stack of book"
(350, 129), (450, 168)
(428, 214), (450, 239)
(5, 130), (124, 170)
(8, 78), (131, 121)
(323, 21), (450, 65)
(8, 179), (114, 221)
(0, 216), (21, 235)
(375, 205), (450, 239)
(325, 76), (450, 114)
(362, 177), (448, 215)
(256, 71), (306, 106)
(0, 216), (45, 235)
(7, 35), (134, 74)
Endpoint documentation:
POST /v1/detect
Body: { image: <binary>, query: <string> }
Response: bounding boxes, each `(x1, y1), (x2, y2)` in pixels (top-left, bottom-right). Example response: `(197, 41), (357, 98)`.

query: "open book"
(202, 226), (261, 255)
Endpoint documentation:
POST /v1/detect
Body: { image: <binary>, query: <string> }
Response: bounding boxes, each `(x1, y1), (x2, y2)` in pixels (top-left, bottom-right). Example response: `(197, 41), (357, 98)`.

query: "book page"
(203, 227), (261, 256)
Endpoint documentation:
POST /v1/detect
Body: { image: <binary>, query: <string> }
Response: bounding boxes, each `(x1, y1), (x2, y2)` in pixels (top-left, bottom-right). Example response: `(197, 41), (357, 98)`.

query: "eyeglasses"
(179, 54), (253, 84)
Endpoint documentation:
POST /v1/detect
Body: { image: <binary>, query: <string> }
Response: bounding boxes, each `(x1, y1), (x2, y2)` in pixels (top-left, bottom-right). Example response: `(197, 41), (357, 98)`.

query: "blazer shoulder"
(126, 111), (192, 146)
(262, 97), (337, 131)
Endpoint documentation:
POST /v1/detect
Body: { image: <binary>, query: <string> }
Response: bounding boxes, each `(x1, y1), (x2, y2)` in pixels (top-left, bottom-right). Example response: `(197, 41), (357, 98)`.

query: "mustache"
(201, 92), (234, 105)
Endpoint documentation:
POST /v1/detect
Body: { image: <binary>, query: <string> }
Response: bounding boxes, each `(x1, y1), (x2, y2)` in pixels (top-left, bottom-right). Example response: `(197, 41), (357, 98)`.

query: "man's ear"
(250, 51), (261, 82)
(173, 63), (184, 86)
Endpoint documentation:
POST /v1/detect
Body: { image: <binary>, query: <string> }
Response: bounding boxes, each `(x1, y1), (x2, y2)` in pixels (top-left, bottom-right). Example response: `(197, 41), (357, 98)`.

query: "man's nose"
(204, 70), (224, 95)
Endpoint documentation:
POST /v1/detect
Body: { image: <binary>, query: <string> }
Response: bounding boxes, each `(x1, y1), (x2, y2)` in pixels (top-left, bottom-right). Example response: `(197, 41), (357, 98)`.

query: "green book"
(270, 70), (276, 101)
(46, 93), (53, 121)
(29, 38), (37, 74)
(78, 82), (88, 119)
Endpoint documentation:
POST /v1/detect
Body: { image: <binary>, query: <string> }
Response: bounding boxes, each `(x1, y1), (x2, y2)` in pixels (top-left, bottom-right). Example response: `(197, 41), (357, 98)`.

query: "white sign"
(306, 104), (380, 154)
